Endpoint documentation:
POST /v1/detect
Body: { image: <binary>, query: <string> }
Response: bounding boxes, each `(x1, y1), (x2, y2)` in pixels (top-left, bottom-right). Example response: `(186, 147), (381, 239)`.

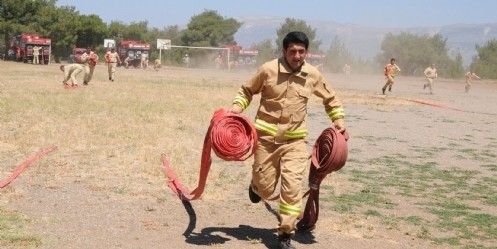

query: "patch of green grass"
(481, 164), (497, 171)
(0, 207), (42, 247)
(340, 151), (497, 248)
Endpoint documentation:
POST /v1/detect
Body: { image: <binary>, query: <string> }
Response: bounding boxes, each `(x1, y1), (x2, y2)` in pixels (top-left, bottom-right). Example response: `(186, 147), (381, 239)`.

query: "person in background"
(141, 53), (149, 69)
(423, 63), (438, 94)
(80, 47), (99, 85)
(123, 56), (131, 69)
(183, 54), (190, 69)
(465, 69), (481, 93)
(229, 31), (346, 249)
(60, 63), (84, 87)
(105, 47), (122, 81)
(32, 45), (41, 64)
(381, 58), (401, 95)
(342, 63), (351, 77)
(215, 55), (222, 70)
(154, 58), (161, 71)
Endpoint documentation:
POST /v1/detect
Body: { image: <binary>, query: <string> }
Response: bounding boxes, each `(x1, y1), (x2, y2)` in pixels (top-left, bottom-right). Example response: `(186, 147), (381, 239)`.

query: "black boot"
(248, 185), (261, 203)
(278, 233), (296, 249)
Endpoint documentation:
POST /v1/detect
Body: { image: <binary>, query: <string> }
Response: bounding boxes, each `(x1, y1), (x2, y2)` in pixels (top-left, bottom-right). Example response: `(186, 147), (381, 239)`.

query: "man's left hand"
(333, 118), (346, 133)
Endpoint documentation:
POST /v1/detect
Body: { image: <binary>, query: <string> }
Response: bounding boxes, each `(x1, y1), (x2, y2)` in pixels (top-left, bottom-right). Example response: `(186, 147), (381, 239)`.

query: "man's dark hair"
(283, 31), (309, 50)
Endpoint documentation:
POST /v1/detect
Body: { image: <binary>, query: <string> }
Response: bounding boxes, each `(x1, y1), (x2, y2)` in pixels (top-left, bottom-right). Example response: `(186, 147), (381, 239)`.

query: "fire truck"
(306, 53), (326, 71)
(68, 48), (87, 63)
(221, 44), (259, 71)
(116, 40), (150, 68)
(9, 33), (51, 64)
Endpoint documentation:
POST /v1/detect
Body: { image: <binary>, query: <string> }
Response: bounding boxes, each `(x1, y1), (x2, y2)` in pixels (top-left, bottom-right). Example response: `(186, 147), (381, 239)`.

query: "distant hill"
(234, 16), (497, 66)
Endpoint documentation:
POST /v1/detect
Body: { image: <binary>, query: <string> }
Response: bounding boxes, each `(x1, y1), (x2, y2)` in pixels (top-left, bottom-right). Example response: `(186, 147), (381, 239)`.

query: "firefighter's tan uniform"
(105, 50), (121, 81)
(423, 65), (438, 94)
(231, 58), (345, 236)
(465, 71), (480, 93)
(62, 64), (84, 86)
(81, 51), (98, 85)
(124, 57), (131, 68)
(382, 62), (401, 94)
(154, 59), (161, 71)
(141, 53), (148, 69)
(32, 46), (40, 64)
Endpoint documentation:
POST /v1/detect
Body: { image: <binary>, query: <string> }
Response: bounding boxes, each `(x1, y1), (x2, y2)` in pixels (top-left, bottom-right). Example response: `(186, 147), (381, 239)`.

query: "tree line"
(1, 0), (496, 79)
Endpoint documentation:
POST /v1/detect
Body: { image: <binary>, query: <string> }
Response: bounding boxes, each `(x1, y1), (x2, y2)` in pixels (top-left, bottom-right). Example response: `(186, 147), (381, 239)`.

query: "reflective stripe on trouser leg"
(250, 135), (307, 235)
(277, 139), (307, 235)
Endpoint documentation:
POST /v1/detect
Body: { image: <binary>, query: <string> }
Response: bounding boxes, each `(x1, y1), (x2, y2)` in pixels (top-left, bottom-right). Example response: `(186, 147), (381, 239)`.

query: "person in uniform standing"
(123, 56), (131, 69)
(382, 58), (401, 95)
(105, 47), (122, 81)
(215, 55), (222, 70)
(229, 31), (346, 249)
(81, 47), (98, 85)
(32, 45), (41, 64)
(60, 63), (84, 87)
(342, 63), (351, 77)
(183, 54), (190, 68)
(423, 63), (438, 94)
(140, 53), (148, 69)
(154, 58), (161, 71)
(465, 70), (481, 93)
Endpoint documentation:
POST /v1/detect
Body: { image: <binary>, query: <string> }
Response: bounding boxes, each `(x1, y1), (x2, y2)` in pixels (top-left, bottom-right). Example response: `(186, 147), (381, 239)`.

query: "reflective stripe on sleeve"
(327, 108), (345, 121)
(233, 96), (249, 109)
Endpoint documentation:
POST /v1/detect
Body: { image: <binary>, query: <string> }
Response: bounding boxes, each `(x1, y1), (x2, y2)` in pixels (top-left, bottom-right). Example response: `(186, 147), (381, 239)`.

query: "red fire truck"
(9, 33), (51, 64)
(221, 44), (259, 71)
(306, 53), (326, 71)
(117, 40), (150, 68)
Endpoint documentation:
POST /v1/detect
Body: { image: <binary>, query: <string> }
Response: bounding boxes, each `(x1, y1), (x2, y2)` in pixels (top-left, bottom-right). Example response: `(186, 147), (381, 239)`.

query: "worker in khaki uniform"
(229, 32), (345, 249)
(81, 47), (98, 85)
(382, 58), (401, 94)
(140, 53), (148, 69)
(60, 64), (84, 87)
(105, 47), (121, 81)
(154, 58), (161, 71)
(465, 70), (481, 93)
(423, 63), (438, 94)
(32, 46), (41, 64)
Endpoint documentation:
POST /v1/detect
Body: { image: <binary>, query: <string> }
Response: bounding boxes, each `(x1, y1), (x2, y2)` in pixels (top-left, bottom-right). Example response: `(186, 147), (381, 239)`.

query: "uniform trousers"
(251, 134), (308, 235)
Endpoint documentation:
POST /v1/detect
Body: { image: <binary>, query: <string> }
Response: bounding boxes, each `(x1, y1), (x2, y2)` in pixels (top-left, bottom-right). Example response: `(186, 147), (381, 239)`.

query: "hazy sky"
(56, 0), (497, 28)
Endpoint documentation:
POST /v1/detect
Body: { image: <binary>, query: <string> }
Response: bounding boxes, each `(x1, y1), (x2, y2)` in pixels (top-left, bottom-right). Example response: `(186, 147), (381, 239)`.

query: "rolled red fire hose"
(162, 108), (257, 201)
(297, 127), (349, 231)
(0, 146), (57, 189)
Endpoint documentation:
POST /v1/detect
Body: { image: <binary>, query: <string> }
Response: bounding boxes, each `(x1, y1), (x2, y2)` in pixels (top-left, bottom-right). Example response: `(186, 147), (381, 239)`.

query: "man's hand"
(333, 118), (346, 133)
(229, 104), (243, 114)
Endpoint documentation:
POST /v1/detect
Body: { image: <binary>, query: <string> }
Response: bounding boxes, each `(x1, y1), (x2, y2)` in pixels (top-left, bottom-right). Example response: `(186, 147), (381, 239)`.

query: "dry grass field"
(1, 60), (496, 249)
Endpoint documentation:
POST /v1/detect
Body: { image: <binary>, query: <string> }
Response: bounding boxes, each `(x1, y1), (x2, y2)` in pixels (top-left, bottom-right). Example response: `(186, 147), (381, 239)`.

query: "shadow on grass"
(180, 200), (317, 248)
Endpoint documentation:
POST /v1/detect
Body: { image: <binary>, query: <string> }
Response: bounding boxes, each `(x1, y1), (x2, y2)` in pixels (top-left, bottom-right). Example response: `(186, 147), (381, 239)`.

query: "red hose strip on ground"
(0, 146), (57, 189)
(162, 108), (257, 201)
(297, 128), (349, 231)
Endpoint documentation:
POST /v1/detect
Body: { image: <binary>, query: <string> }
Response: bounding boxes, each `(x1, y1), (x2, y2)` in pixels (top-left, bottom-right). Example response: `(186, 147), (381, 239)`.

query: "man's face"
(282, 42), (307, 71)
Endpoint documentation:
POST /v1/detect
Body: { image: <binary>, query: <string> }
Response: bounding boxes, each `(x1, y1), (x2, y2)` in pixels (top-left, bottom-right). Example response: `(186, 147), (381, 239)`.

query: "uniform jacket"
(424, 67), (438, 79)
(106, 51), (121, 63)
(233, 58), (344, 143)
(384, 63), (401, 77)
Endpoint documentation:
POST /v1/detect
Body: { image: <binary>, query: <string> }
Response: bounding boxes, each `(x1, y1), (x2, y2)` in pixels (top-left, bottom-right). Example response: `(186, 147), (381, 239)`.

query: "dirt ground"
(1, 61), (496, 249)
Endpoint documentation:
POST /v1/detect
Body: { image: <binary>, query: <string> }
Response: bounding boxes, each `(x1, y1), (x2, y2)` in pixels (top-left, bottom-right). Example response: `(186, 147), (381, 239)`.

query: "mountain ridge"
(234, 16), (497, 66)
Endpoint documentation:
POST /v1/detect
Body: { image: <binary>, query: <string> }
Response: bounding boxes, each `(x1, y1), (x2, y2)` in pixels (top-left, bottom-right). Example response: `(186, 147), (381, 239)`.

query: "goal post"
(168, 45), (231, 71)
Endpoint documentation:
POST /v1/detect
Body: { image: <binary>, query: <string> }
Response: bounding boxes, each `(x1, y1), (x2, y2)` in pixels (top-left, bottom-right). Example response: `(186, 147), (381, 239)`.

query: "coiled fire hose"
(0, 146), (57, 189)
(297, 127), (349, 231)
(162, 108), (257, 201)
